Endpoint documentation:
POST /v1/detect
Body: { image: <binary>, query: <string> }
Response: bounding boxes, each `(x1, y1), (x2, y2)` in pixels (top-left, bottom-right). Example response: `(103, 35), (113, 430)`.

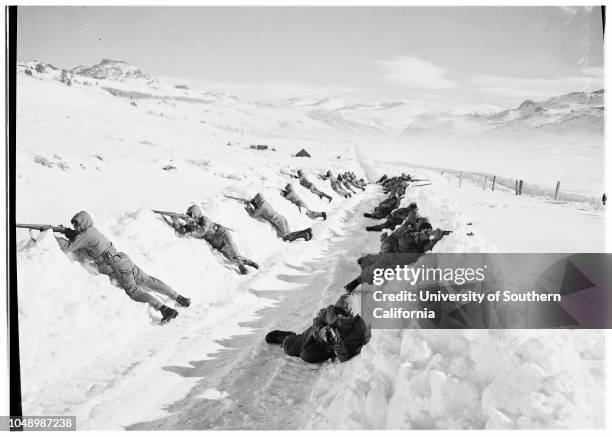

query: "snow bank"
(308, 329), (603, 429)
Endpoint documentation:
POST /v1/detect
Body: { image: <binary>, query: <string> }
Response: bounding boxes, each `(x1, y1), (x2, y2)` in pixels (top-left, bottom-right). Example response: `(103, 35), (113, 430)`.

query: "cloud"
(376, 56), (459, 89)
(469, 72), (604, 100)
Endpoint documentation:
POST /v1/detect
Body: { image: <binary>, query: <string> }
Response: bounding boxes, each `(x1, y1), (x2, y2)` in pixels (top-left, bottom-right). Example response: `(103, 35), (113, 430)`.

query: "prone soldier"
(158, 205), (260, 275)
(287, 169), (333, 202)
(27, 211), (190, 324)
(265, 292), (370, 363)
(280, 184), (327, 220)
(345, 218), (450, 293)
(366, 202), (419, 232)
(229, 193), (313, 242)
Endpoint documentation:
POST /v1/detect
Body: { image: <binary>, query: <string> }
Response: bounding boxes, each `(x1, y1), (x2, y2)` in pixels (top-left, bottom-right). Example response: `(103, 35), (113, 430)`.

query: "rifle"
(410, 178), (429, 182)
(396, 227), (452, 239)
(281, 170), (297, 178)
(224, 195), (251, 204)
(413, 183), (432, 187)
(16, 223), (67, 233)
(152, 210), (189, 219)
(418, 229), (452, 238)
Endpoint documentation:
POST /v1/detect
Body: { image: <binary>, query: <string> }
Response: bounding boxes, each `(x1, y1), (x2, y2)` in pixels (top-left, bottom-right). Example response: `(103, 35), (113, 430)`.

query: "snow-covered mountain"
(400, 90), (604, 139)
(71, 59), (159, 84)
(18, 58), (605, 142)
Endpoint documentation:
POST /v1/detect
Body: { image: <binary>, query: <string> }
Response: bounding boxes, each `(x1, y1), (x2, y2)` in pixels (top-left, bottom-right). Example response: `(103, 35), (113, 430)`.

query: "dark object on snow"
(162, 164), (177, 171)
(267, 293), (370, 363)
(176, 295), (191, 307)
(160, 305), (178, 324)
(250, 144), (268, 151)
(265, 330), (296, 344)
(295, 149), (311, 158)
(25, 69), (33, 76)
(130, 100), (137, 107)
(603, 194), (607, 206)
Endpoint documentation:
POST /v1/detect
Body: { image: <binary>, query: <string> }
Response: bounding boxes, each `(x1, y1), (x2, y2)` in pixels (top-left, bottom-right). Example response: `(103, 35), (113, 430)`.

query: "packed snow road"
(127, 192), (380, 430)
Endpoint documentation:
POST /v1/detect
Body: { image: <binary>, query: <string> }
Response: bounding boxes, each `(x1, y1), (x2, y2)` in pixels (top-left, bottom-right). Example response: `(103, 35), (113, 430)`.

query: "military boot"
(160, 305), (178, 324)
(245, 259), (260, 269)
(283, 229), (311, 242)
(265, 330), (296, 345)
(176, 295), (191, 307)
(344, 277), (361, 294)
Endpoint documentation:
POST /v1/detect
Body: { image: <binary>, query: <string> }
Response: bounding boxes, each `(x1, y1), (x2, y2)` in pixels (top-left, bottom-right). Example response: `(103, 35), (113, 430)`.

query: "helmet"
(285, 183), (294, 191)
(186, 204), (203, 218)
(297, 169), (303, 177)
(408, 202), (418, 210)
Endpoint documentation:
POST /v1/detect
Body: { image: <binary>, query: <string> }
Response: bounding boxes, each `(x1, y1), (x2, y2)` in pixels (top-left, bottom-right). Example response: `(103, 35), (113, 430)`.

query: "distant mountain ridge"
(400, 89), (604, 139)
(18, 58), (605, 140)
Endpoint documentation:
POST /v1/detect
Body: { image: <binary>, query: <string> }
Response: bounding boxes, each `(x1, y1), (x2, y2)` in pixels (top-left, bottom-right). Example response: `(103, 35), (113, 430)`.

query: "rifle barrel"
(16, 223), (62, 232)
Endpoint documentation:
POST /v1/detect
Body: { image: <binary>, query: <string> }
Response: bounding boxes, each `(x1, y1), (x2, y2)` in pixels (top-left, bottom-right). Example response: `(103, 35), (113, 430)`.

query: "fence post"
(519, 180), (524, 195)
(482, 176), (488, 190)
(459, 171), (463, 187)
(491, 176), (496, 191)
(554, 181), (561, 200)
(515, 180), (519, 195)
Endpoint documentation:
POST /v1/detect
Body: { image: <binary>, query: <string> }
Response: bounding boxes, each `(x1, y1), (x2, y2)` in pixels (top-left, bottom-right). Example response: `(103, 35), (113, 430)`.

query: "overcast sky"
(17, 6), (604, 106)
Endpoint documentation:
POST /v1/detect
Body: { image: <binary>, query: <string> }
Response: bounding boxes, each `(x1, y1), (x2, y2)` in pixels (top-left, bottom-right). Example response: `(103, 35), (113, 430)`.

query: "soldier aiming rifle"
(155, 205), (259, 275)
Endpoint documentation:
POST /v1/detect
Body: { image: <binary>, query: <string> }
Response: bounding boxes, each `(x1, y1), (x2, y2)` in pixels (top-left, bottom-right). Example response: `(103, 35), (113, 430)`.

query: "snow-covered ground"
(16, 61), (605, 429)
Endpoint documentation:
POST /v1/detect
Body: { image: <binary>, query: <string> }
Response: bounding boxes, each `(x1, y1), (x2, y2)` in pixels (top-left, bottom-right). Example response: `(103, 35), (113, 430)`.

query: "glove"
(319, 326), (338, 345)
(64, 228), (78, 240)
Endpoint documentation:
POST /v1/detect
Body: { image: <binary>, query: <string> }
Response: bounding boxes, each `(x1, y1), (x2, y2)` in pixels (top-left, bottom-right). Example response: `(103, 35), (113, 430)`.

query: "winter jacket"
(282, 184), (308, 210)
(298, 175), (315, 190)
(249, 193), (290, 237)
(179, 216), (226, 241)
(56, 211), (118, 266)
(311, 294), (371, 362)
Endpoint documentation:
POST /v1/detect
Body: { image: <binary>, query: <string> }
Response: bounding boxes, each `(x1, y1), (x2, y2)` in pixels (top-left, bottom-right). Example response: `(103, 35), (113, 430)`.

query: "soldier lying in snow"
(345, 218), (448, 293)
(364, 192), (402, 220)
(266, 292), (370, 363)
(245, 193), (313, 242)
(330, 174), (353, 198)
(162, 204), (259, 275)
(53, 211), (189, 324)
(338, 174), (357, 194)
(343, 171), (366, 191)
(366, 202), (419, 232)
(289, 169), (333, 202)
(280, 184), (327, 220)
